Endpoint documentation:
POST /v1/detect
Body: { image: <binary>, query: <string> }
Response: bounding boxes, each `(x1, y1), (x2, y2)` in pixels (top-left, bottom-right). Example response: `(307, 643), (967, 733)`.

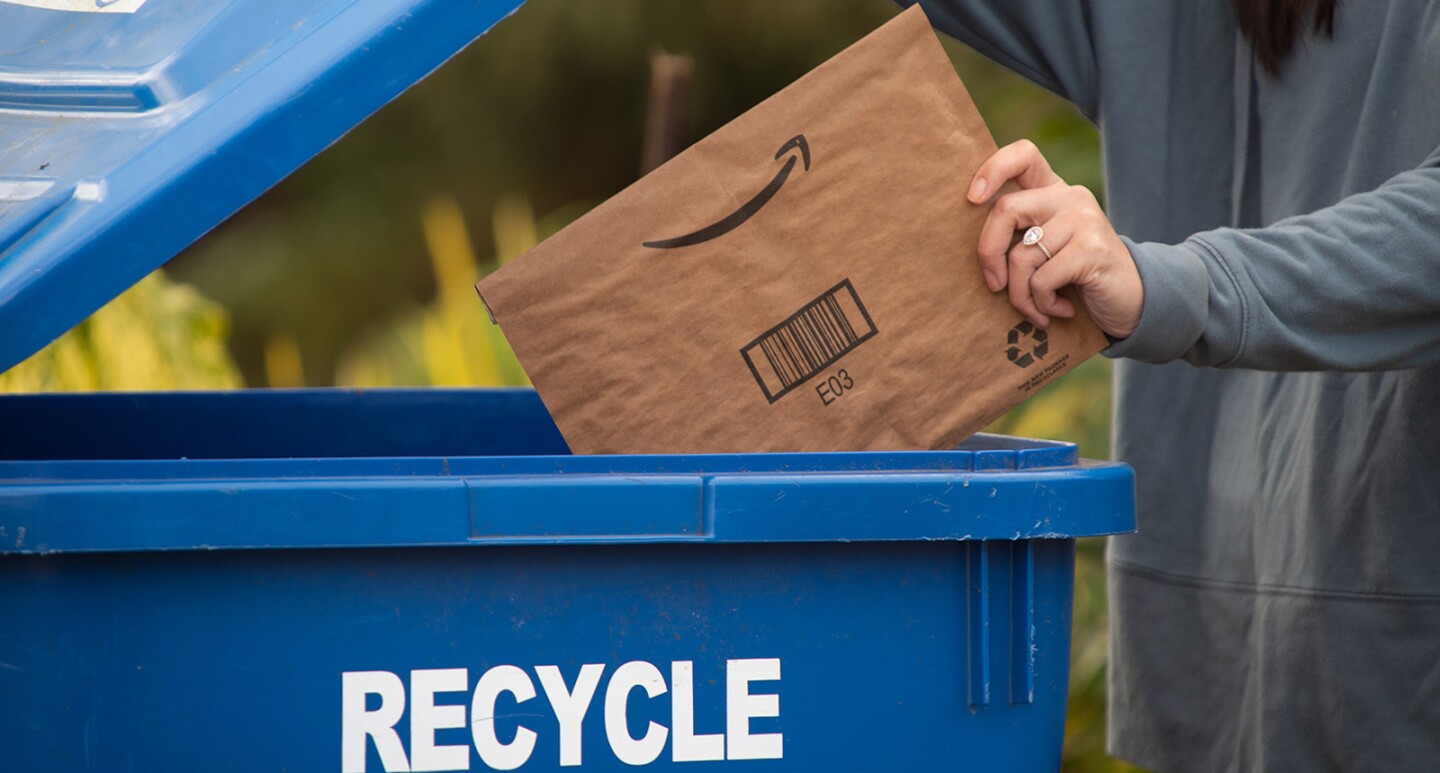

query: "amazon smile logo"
(643, 134), (811, 249)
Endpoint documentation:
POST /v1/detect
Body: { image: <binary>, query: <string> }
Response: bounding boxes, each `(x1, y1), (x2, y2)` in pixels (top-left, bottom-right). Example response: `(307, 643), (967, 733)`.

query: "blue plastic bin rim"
(0, 0), (525, 374)
(0, 388), (1136, 556)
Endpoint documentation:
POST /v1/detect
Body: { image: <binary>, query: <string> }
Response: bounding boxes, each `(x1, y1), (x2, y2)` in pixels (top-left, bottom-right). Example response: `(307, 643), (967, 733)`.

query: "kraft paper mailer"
(477, 6), (1106, 455)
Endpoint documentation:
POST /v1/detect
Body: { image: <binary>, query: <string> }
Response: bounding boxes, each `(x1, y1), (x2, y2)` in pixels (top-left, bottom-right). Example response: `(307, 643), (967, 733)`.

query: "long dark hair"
(1236, 0), (1340, 74)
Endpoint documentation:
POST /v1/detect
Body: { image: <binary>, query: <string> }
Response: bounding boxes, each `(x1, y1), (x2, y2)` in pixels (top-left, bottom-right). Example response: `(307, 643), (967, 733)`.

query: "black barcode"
(741, 279), (877, 403)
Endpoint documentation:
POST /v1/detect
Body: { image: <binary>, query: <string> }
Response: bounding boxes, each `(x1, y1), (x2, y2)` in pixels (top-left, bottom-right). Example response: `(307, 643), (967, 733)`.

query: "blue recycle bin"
(1, 389), (1133, 771)
(0, 2), (1135, 771)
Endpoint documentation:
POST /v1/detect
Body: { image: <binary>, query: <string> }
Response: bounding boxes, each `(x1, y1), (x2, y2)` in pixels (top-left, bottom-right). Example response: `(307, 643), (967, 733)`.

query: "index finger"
(968, 139), (1062, 204)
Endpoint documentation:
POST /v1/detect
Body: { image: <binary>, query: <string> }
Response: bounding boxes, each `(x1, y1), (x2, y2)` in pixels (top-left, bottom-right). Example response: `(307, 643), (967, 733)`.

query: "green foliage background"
(2, 2), (1142, 769)
(0, 271), (241, 393)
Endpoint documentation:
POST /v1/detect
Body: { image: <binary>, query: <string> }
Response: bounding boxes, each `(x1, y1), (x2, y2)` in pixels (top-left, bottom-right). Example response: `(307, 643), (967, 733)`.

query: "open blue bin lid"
(0, 0), (525, 373)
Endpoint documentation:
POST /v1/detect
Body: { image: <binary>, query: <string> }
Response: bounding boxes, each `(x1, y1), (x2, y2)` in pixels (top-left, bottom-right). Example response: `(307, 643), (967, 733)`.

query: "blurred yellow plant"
(0, 270), (243, 393)
(264, 331), (307, 388)
(334, 194), (530, 387)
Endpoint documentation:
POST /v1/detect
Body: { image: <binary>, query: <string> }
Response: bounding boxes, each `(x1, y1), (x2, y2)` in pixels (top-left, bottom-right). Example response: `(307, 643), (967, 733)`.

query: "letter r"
(342, 670), (412, 773)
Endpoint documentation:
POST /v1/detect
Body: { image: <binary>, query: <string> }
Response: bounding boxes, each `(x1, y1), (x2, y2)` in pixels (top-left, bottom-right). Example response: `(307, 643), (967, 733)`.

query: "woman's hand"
(968, 139), (1144, 339)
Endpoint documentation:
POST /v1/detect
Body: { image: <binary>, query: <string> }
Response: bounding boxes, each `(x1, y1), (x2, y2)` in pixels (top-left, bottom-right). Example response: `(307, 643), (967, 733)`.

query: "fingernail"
(983, 269), (1000, 291)
(968, 178), (988, 203)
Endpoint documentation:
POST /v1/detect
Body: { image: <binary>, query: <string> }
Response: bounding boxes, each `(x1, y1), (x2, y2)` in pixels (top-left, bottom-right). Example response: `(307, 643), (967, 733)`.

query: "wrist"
(1101, 238), (1208, 362)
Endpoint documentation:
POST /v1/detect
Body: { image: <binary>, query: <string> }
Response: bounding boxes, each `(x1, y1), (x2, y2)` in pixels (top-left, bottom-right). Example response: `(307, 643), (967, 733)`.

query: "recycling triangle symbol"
(1006, 320), (1048, 368)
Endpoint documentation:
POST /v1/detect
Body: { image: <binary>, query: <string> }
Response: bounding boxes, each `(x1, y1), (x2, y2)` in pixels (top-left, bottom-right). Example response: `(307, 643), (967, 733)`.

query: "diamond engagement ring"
(1022, 226), (1052, 260)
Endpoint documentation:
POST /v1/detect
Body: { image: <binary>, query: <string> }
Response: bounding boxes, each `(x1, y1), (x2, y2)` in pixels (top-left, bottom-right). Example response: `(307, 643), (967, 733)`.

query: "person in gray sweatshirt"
(907, 0), (1440, 770)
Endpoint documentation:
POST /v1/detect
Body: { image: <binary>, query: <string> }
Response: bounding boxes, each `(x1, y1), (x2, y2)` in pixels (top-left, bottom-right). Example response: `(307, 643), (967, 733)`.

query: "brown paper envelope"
(478, 6), (1107, 455)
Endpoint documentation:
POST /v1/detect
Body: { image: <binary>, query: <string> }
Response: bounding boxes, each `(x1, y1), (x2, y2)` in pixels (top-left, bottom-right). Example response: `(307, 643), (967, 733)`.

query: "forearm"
(1107, 161), (1440, 371)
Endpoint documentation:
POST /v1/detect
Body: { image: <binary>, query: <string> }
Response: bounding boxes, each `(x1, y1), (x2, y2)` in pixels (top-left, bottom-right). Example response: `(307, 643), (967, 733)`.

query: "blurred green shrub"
(334, 195), (530, 387)
(0, 271), (242, 393)
(988, 356), (1111, 460)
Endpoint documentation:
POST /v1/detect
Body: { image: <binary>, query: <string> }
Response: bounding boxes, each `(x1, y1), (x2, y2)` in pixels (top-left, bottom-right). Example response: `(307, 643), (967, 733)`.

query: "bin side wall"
(0, 539), (1074, 771)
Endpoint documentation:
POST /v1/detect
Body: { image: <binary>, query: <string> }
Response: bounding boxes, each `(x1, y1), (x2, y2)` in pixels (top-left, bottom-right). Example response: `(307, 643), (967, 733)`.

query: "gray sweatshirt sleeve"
(1106, 148), (1440, 370)
(901, 1), (1099, 118)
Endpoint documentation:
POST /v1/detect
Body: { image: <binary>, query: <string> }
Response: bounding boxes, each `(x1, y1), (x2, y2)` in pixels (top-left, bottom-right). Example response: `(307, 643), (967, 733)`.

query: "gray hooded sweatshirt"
(909, 1), (1440, 770)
